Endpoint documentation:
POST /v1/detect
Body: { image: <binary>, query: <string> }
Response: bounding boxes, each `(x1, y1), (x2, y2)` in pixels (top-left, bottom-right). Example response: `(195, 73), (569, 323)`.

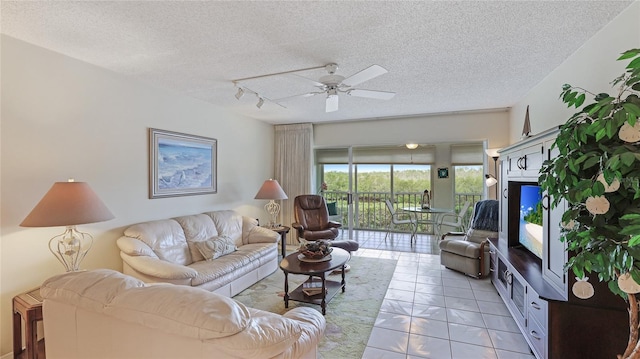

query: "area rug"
(233, 255), (398, 359)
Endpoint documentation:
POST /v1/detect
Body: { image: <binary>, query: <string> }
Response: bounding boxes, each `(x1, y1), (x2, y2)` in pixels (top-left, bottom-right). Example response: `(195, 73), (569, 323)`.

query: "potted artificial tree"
(539, 48), (640, 359)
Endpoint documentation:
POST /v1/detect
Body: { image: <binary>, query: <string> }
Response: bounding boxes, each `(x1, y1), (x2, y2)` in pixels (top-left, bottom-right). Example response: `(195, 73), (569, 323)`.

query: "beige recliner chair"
(439, 200), (498, 278)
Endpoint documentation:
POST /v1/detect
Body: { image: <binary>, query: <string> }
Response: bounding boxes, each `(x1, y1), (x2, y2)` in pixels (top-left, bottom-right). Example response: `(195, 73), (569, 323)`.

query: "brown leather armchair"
(292, 194), (341, 241)
(292, 195), (359, 253)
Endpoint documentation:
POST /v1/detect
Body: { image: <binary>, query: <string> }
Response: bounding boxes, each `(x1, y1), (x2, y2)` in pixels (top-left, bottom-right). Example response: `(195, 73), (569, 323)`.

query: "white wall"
(509, 2), (640, 142)
(0, 35), (275, 356)
(314, 111), (512, 206)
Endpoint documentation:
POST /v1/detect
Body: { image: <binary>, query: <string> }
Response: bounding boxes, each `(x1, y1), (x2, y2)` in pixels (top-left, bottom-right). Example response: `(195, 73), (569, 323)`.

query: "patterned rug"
(233, 255), (398, 359)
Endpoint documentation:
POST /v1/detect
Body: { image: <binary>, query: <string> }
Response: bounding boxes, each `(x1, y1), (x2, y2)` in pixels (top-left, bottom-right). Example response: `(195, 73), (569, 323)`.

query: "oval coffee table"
(279, 247), (350, 315)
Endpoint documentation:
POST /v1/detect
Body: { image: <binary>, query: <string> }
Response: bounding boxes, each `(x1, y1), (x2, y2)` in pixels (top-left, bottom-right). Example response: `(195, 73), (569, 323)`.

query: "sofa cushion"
(104, 284), (251, 340)
(187, 244), (274, 287)
(124, 219), (191, 266)
(41, 269), (145, 312)
(174, 214), (219, 262)
(195, 236), (237, 260)
(205, 210), (244, 247)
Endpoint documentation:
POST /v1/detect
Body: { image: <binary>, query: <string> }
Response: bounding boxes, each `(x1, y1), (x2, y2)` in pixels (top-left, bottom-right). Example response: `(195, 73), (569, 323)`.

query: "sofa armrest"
(283, 307), (326, 331)
(328, 221), (341, 228)
(246, 225), (280, 244)
(282, 307), (326, 358)
(117, 236), (157, 257)
(120, 253), (197, 280)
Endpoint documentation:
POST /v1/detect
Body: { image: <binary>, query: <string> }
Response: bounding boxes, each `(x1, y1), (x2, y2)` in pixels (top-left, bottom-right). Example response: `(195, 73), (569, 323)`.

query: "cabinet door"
(542, 139), (568, 297)
(520, 143), (544, 178)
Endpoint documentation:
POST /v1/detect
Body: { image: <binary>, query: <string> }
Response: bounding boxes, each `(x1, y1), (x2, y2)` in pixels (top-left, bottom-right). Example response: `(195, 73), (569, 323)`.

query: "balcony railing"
(322, 191), (482, 232)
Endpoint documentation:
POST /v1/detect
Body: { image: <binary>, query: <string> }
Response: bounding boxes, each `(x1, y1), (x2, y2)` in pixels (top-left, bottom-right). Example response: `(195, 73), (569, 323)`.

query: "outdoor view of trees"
(322, 164), (483, 195)
(320, 164), (483, 230)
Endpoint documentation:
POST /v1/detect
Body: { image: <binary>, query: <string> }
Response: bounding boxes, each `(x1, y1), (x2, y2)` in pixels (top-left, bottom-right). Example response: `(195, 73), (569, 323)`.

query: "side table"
(13, 287), (44, 359)
(268, 226), (290, 258)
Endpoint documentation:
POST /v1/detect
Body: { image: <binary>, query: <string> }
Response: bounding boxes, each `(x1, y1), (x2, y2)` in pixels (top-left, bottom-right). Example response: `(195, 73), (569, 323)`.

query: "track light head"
(235, 88), (244, 100)
(256, 97), (265, 109)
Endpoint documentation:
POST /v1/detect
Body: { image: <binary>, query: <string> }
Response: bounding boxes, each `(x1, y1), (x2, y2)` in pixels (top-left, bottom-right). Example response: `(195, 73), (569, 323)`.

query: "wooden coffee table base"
(280, 247), (350, 315)
(284, 271), (345, 315)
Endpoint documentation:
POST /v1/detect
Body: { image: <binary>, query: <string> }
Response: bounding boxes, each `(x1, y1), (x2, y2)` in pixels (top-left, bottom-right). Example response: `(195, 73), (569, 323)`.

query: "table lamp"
(20, 179), (114, 272)
(254, 179), (288, 228)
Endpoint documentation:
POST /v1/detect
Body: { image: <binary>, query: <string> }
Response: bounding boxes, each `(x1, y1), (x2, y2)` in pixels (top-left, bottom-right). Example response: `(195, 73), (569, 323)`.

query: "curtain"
(274, 123), (313, 245)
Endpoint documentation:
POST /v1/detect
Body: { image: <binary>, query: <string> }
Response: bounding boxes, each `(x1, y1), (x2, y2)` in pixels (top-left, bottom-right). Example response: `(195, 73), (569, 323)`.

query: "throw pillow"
(195, 236), (237, 261)
(327, 201), (338, 216)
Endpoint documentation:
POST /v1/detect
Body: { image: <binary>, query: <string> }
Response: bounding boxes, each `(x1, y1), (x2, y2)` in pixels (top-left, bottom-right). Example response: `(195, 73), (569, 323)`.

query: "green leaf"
(629, 235), (640, 246)
(618, 49), (640, 60)
(622, 152), (636, 167)
(595, 127), (607, 142)
(564, 90), (577, 104)
(624, 103), (640, 116)
(598, 104), (614, 120)
(609, 155), (621, 170)
(606, 118), (616, 138)
(575, 93), (586, 108)
(628, 57), (640, 70)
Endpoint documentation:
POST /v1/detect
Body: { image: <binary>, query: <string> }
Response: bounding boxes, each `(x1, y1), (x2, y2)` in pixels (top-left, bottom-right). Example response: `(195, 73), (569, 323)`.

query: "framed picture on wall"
(437, 167), (449, 179)
(149, 128), (217, 198)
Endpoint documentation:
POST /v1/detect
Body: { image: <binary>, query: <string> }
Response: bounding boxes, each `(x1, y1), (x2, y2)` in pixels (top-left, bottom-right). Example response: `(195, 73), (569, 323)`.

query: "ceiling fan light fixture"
(235, 87), (244, 100)
(406, 143), (419, 150)
(256, 97), (265, 109)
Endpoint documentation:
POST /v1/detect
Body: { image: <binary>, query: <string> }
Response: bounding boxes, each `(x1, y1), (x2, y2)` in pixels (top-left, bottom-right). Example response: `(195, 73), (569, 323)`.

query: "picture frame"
(437, 167), (449, 179)
(149, 128), (217, 198)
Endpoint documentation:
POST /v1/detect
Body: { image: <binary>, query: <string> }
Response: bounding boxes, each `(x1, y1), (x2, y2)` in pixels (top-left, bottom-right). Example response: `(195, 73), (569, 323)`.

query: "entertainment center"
(491, 128), (627, 359)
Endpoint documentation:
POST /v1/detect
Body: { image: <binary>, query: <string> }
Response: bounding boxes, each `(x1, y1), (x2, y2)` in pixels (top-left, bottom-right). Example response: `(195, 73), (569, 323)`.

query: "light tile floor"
(346, 230), (536, 359)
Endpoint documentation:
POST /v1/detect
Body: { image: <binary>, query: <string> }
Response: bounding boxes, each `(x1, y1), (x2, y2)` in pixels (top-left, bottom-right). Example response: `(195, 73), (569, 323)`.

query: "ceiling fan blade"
(286, 73), (326, 88)
(326, 95), (339, 112)
(342, 65), (388, 87)
(273, 92), (322, 103)
(347, 89), (396, 100)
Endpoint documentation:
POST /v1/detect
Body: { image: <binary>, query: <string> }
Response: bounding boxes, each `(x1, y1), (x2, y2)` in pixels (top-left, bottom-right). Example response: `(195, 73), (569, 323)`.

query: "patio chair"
(435, 201), (471, 237)
(384, 199), (417, 242)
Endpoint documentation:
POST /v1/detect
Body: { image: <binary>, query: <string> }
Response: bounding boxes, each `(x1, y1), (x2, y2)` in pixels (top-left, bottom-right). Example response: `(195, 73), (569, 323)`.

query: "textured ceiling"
(1, 1), (634, 124)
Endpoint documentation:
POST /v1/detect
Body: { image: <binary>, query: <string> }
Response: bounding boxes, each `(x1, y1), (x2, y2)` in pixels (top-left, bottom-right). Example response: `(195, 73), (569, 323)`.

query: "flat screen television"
(518, 184), (543, 259)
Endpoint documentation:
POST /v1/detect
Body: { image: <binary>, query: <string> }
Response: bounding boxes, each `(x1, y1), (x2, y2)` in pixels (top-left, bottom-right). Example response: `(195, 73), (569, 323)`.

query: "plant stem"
(622, 293), (640, 358)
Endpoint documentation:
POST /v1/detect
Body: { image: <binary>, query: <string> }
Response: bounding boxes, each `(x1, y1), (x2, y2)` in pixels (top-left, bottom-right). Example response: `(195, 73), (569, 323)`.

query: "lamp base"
(49, 226), (93, 272)
(264, 200), (281, 229)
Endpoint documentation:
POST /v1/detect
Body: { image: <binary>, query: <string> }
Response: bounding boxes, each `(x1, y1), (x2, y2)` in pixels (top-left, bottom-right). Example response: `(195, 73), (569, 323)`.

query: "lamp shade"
(20, 181), (114, 227)
(485, 148), (501, 158)
(485, 174), (498, 187)
(254, 179), (288, 200)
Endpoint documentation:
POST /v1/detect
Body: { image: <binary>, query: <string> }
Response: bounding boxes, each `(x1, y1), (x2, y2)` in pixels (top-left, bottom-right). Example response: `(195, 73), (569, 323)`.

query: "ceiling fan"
(275, 63), (396, 113)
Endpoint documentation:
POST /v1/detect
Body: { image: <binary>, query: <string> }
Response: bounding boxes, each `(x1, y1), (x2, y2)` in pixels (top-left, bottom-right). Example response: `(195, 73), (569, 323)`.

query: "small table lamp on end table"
(254, 179), (288, 228)
(20, 179), (114, 272)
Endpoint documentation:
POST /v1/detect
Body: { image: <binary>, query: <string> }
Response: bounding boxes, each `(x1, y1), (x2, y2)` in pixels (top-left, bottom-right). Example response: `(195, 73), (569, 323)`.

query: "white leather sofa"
(117, 210), (279, 296)
(41, 269), (326, 359)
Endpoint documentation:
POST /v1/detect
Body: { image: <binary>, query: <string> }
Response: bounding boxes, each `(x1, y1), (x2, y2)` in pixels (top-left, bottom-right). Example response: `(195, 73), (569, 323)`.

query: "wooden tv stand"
(493, 129), (627, 359)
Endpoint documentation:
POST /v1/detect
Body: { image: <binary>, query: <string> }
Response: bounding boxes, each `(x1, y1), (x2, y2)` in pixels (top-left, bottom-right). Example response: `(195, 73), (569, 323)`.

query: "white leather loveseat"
(41, 269), (326, 359)
(117, 210), (279, 296)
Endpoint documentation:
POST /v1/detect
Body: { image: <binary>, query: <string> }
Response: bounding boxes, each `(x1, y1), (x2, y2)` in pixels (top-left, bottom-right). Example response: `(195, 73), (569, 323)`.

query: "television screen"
(519, 185), (543, 258)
